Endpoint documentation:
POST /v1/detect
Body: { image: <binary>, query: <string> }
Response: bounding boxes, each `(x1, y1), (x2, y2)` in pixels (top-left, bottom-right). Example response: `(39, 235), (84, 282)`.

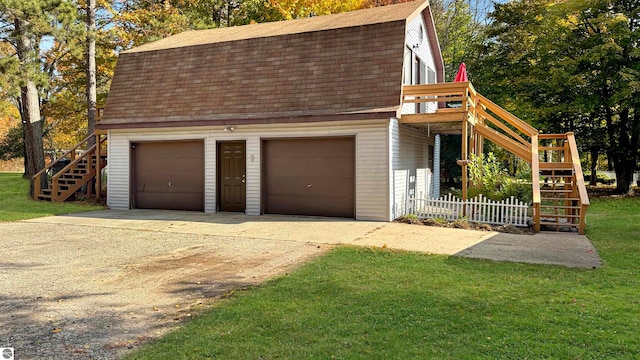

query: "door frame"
(216, 140), (247, 212)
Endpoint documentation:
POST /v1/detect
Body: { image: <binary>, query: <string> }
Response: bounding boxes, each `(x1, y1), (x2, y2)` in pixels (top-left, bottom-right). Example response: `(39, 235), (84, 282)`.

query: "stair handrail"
(50, 140), (100, 182)
(33, 133), (107, 200)
(33, 134), (93, 178)
(51, 134), (107, 202)
(33, 134), (93, 199)
(476, 94), (539, 137)
(563, 133), (589, 205)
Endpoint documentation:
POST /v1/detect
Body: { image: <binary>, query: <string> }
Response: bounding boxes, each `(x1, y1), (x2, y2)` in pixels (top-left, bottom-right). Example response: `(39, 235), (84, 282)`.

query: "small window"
(415, 57), (426, 112)
(427, 67), (436, 84)
(403, 47), (413, 85)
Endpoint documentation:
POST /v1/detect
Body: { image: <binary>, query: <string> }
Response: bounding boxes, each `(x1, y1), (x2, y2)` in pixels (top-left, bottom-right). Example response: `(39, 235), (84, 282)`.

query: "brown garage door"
(132, 140), (204, 211)
(263, 137), (354, 218)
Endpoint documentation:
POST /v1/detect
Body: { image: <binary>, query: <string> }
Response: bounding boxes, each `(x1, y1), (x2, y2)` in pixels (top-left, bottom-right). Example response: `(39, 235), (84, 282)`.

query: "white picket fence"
(406, 193), (530, 227)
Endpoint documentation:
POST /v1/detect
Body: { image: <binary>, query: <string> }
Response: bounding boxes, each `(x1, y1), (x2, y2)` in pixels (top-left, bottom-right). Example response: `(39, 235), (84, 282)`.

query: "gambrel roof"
(100, 0), (442, 128)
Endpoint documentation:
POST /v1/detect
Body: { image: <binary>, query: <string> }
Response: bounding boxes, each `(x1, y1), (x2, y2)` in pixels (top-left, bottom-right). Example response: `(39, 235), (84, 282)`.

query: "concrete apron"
(26, 209), (600, 268)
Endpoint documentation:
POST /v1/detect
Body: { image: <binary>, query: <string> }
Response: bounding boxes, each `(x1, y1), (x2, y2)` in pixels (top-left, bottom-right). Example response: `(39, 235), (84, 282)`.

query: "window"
(403, 47), (413, 85)
(415, 56), (426, 112)
(427, 67), (436, 84)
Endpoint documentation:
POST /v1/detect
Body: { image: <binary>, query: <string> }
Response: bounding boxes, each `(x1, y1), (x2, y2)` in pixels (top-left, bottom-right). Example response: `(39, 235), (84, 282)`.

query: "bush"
(499, 179), (533, 203)
(456, 152), (532, 204)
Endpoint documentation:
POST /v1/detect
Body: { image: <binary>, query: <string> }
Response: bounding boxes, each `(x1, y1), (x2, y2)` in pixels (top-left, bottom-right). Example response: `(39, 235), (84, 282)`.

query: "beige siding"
(106, 133), (130, 210)
(245, 137), (261, 215)
(204, 138), (216, 212)
(389, 119), (433, 219)
(106, 120), (390, 221)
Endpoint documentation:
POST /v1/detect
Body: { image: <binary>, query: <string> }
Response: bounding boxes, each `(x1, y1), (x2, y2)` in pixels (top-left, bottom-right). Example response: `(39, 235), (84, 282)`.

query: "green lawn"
(127, 197), (640, 359)
(0, 172), (105, 221)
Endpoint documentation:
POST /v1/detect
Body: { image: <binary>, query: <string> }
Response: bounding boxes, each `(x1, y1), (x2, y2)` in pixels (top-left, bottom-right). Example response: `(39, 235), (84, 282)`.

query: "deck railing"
(402, 81), (477, 115)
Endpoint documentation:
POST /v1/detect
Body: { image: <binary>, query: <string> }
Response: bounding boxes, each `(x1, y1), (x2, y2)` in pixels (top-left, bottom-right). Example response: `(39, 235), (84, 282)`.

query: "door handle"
(241, 174), (246, 183)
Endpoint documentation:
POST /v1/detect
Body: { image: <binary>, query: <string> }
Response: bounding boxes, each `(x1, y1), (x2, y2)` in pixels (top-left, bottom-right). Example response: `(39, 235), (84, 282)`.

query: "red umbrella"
(453, 62), (468, 82)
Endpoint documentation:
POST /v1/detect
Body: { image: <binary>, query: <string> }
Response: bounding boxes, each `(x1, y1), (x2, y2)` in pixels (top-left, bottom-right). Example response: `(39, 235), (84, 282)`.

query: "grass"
(126, 197), (640, 359)
(0, 172), (105, 222)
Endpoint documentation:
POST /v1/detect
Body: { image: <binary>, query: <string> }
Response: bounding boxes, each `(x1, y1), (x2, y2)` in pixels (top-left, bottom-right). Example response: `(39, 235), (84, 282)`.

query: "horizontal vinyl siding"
(106, 133), (130, 210)
(106, 120), (389, 221)
(204, 138), (216, 212)
(402, 13), (439, 115)
(355, 129), (389, 221)
(245, 137), (260, 215)
(389, 119), (432, 219)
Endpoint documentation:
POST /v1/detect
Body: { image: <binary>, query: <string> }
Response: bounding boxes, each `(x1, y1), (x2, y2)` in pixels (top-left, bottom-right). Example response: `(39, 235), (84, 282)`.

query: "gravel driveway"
(0, 220), (325, 359)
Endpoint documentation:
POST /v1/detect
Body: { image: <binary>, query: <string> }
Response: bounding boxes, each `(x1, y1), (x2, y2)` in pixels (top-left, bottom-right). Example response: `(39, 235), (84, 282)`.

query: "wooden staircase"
(472, 99), (590, 234)
(535, 134), (589, 234)
(33, 132), (107, 202)
(400, 82), (590, 234)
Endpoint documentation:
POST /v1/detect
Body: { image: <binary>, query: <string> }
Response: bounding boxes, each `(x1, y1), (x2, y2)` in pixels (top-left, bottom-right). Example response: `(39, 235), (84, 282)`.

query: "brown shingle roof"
(100, 1), (430, 128)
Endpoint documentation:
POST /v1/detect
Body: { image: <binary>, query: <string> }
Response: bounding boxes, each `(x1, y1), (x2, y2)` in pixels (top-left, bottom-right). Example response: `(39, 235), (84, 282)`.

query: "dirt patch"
(0, 222), (327, 359)
(395, 216), (535, 235)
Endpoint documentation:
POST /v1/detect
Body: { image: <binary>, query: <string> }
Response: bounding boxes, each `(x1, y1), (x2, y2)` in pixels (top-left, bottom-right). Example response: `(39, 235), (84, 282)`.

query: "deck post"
(432, 134), (441, 199)
(461, 119), (468, 204)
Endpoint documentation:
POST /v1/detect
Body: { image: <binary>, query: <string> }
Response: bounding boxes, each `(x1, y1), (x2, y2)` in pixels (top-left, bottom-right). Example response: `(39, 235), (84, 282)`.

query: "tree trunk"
(86, 0), (97, 145)
(611, 108), (639, 194)
(590, 147), (598, 186)
(613, 157), (634, 194)
(15, 18), (46, 194)
(20, 82), (46, 193)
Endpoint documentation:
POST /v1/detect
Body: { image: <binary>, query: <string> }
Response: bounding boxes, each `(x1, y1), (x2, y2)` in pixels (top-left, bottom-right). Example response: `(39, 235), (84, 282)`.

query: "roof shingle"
(100, 1), (430, 128)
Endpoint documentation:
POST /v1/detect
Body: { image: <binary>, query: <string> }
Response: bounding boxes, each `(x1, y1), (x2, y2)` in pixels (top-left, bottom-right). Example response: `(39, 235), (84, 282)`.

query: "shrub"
(455, 152), (533, 204)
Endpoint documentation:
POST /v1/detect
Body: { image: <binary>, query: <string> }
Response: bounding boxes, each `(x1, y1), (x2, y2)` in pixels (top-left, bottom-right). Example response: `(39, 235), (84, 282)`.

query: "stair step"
(37, 194), (52, 200)
(542, 197), (580, 201)
(540, 213), (581, 219)
(540, 162), (573, 169)
(538, 146), (565, 151)
(58, 180), (78, 185)
(61, 174), (86, 179)
(542, 176), (574, 179)
(540, 189), (573, 193)
(539, 221), (578, 227)
(540, 205), (581, 210)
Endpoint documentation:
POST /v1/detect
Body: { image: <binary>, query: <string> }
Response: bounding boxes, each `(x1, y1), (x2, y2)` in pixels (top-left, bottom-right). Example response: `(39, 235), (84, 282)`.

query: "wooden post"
(52, 178), (59, 202)
(96, 133), (101, 200)
(33, 173), (41, 200)
(564, 137), (572, 222)
(468, 124), (476, 189)
(461, 119), (468, 204)
(531, 134), (541, 232)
